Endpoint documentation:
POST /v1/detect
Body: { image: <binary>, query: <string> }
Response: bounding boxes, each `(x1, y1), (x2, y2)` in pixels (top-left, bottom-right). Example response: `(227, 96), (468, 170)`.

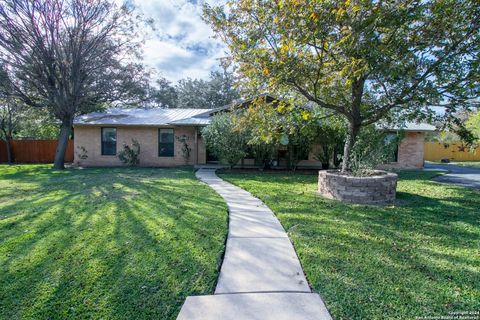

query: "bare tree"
(0, 0), (147, 169)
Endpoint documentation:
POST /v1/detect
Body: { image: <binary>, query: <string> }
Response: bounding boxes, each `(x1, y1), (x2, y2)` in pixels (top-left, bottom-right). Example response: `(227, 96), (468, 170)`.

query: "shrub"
(349, 126), (403, 176)
(314, 117), (346, 169)
(74, 145), (88, 166)
(76, 146), (88, 160)
(251, 143), (276, 169)
(201, 113), (249, 168)
(235, 98), (320, 170)
(176, 135), (191, 164)
(118, 139), (140, 166)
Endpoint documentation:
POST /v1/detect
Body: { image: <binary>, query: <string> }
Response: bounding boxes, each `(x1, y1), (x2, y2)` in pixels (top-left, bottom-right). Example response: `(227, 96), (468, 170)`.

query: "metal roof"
(74, 108), (214, 126)
(74, 106), (436, 132)
(376, 122), (436, 132)
(169, 117), (212, 125)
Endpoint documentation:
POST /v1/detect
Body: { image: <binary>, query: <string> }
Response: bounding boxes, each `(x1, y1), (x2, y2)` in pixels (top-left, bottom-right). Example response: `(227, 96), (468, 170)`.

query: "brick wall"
(231, 132), (427, 170)
(301, 133), (427, 169)
(318, 170), (398, 205)
(73, 125), (206, 167)
(383, 131), (425, 169)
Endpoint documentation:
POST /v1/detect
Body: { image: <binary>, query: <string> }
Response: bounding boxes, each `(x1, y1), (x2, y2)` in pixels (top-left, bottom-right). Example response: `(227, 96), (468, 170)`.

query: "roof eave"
(380, 128), (437, 132)
(73, 123), (205, 127)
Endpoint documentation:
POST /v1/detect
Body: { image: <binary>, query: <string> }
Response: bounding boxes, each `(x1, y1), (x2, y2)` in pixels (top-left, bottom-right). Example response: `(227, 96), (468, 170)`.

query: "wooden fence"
(424, 142), (480, 161)
(0, 140), (74, 163)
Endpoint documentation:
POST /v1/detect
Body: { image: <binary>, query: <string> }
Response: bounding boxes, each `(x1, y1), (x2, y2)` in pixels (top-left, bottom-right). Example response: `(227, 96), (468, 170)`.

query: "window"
(159, 128), (174, 157)
(101, 128), (117, 155)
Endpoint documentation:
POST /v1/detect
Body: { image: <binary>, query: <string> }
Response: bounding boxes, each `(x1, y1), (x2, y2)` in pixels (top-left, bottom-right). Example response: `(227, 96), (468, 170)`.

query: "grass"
(450, 161), (480, 169)
(219, 170), (480, 320)
(0, 165), (227, 320)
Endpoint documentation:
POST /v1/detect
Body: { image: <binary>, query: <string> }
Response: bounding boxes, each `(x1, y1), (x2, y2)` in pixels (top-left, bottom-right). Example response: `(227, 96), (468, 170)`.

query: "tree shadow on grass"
(220, 170), (480, 319)
(0, 166), (228, 320)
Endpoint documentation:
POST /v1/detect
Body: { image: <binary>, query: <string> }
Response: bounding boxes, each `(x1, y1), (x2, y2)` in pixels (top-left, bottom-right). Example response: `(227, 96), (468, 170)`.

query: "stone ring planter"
(318, 170), (398, 205)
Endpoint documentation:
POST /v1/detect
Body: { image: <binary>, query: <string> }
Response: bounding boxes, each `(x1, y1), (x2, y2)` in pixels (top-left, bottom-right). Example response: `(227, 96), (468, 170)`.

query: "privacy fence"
(0, 140), (74, 163)
(424, 142), (480, 162)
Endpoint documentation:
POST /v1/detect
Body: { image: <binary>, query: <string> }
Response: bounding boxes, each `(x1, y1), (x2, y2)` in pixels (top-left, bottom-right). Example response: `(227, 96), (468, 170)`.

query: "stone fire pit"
(318, 170), (398, 205)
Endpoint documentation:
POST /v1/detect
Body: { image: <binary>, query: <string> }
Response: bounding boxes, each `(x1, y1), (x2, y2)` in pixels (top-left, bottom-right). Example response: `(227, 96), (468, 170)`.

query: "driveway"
(424, 162), (480, 189)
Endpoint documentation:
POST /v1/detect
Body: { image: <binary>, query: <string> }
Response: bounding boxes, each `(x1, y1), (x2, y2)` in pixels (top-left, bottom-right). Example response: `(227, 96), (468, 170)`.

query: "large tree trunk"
(341, 78), (365, 172)
(0, 127), (14, 164)
(341, 120), (360, 172)
(53, 118), (72, 170)
(5, 138), (13, 164)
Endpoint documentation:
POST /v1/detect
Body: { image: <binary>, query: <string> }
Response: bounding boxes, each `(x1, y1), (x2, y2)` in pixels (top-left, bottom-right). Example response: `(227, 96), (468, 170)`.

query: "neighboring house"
(73, 98), (436, 168)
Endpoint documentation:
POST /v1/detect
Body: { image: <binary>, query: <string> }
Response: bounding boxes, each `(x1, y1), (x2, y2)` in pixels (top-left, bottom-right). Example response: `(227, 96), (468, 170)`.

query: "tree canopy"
(204, 0), (480, 171)
(466, 110), (480, 141)
(150, 69), (240, 109)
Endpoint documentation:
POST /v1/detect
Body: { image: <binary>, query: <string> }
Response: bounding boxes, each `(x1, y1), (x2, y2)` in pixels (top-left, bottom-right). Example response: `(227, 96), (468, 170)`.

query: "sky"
(128, 0), (227, 83)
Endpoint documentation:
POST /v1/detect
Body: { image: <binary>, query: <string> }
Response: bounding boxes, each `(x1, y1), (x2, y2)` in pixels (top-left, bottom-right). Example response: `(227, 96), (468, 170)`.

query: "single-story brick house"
(73, 101), (435, 168)
(73, 108), (213, 167)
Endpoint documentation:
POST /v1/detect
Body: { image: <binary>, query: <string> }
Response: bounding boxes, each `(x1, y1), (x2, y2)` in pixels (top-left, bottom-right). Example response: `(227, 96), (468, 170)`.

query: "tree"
(148, 68), (240, 109)
(176, 78), (209, 108)
(0, 0), (147, 169)
(204, 69), (241, 108)
(174, 68), (240, 109)
(237, 97), (319, 169)
(0, 65), (21, 163)
(150, 77), (179, 108)
(147, 77), (178, 108)
(15, 107), (60, 139)
(0, 99), (22, 164)
(201, 112), (249, 167)
(204, 0), (480, 172)
(425, 130), (460, 146)
(466, 110), (480, 141)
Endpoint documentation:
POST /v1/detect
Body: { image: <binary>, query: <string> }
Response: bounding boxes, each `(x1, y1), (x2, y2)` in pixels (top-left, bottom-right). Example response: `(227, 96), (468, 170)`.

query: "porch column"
(194, 127), (198, 165)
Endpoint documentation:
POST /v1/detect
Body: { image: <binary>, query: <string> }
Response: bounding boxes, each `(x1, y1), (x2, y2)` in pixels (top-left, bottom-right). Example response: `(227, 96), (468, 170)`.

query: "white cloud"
(131, 0), (228, 83)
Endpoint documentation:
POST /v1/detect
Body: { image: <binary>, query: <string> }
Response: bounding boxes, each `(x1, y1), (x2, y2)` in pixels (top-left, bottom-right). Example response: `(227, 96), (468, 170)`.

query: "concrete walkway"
(424, 162), (480, 189)
(177, 169), (332, 320)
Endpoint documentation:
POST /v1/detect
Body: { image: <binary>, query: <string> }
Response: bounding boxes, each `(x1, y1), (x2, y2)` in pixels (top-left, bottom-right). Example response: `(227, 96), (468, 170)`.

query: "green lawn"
(450, 161), (480, 169)
(220, 170), (480, 320)
(0, 165), (227, 320)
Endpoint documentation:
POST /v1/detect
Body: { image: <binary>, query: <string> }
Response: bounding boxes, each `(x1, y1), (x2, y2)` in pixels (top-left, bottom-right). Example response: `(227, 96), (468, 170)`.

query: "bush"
(251, 143), (276, 169)
(236, 98), (320, 170)
(349, 126), (403, 176)
(314, 117), (346, 169)
(201, 113), (249, 167)
(76, 146), (88, 160)
(203, 99), (347, 171)
(118, 139), (140, 166)
(176, 135), (191, 164)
